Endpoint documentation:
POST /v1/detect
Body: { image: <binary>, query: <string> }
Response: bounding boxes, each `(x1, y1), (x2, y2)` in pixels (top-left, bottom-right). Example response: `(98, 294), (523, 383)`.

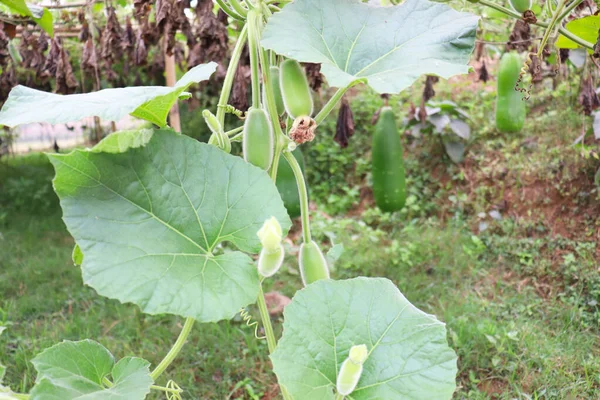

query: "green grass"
(2, 71), (600, 399)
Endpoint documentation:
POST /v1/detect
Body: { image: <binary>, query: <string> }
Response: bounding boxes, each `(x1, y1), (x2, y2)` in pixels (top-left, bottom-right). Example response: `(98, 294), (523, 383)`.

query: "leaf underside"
(261, 0), (479, 94)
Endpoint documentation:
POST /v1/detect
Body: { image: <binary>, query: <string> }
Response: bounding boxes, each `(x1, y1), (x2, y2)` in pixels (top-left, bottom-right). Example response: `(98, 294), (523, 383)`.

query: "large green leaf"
(30, 340), (152, 400)
(49, 129), (291, 322)
(261, 0), (478, 94)
(271, 278), (457, 399)
(32, 8), (54, 37)
(0, 62), (217, 128)
(0, 0), (31, 16)
(556, 15), (599, 52)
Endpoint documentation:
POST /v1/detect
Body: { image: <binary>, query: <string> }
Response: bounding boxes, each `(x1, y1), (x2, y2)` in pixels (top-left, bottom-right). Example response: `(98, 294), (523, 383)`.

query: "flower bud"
(336, 344), (369, 396)
(257, 217), (283, 253)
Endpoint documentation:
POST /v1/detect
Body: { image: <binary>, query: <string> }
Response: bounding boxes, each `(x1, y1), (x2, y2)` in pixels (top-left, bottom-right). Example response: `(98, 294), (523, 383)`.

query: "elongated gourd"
(495, 52), (526, 133)
(508, 0), (531, 13)
(263, 66), (286, 116)
(372, 107), (406, 212)
(299, 240), (329, 286)
(276, 148), (306, 218)
(337, 344), (368, 396)
(243, 108), (274, 170)
(280, 59), (313, 118)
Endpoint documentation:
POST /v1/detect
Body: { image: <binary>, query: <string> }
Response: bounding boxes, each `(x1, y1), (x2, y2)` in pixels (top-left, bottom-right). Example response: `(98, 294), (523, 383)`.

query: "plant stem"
(226, 125), (245, 137)
(215, 0), (245, 21)
(150, 317), (195, 381)
(256, 283), (277, 353)
(478, 0), (593, 49)
(217, 24), (249, 126)
(229, 0), (249, 17)
(314, 81), (363, 125)
(283, 151), (311, 243)
(537, 0), (566, 58)
(334, 394), (344, 400)
(557, 0), (583, 22)
(248, 10), (262, 108)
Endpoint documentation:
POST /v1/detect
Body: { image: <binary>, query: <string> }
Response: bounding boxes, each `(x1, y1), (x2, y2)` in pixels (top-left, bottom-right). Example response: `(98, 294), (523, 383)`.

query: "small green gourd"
(372, 106), (406, 212)
(263, 66), (286, 116)
(336, 344), (368, 396)
(243, 108), (274, 170)
(276, 148), (306, 218)
(279, 59), (313, 119)
(495, 52), (526, 133)
(508, 0), (531, 13)
(298, 240), (329, 286)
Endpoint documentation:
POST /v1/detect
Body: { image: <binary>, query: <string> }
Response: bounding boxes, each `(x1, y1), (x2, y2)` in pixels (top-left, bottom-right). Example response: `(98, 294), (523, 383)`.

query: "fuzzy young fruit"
(276, 148), (306, 218)
(495, 52), (526, 133)
(263, 66), (286, 116)
(298, 240), (329, 286)
(243, 108), (274, 170)
(258, 244), (285, 278)
(204, 109), (231, 153)
(372, 106), (406, 212)
(280, 59), (313, 119)
(508, 0), (531, 13)
(336, 344), (369, 396)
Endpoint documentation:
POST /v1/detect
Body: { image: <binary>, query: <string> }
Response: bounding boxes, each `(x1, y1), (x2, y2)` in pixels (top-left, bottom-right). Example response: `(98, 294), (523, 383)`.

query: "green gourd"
(280, 59), (313, 118)
(495, 52), (526, 133)
(372, 106), (406, 212)
(276, 148), (306, 218)
(508, 0), (531, 13)
(243, 108), (274, 170)
(263, 66), (286, 116)
(299, 240), (329, 286)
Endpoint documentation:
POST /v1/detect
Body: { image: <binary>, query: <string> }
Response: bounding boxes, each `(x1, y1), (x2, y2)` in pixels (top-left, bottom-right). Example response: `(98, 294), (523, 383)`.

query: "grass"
(2, 69), (600, 399)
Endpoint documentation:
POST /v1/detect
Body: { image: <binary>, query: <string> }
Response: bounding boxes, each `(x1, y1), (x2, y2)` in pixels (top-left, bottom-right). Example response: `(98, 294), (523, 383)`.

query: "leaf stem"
(282, 151), (311, 243)
(226, 125), (245, 137)
(314, 80), (363, 125)
(557, 0), (583, 22)
(537, 0), (566, 58)
(150, 317), (195, 381)
(334, 394), (344, 400)
(215, 0), (245, 21)
(256, 282), (277, 353)
(217, 24), (249, 126)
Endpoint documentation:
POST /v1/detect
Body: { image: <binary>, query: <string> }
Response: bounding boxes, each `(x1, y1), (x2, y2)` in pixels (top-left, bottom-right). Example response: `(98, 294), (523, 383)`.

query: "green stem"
(150, 384), (183, 394)
(557, 0), (583, 22)
(537, 0), (566, 58)
(314, 81), (363, 125)
(334, 394), (344, 400)
(215, 0), (245, 20)
(247, 10), (262, 108)
(226, 125), (244, 137)
(150, 317), (195, 381)
(102, 377), (113, 387)
(256, 283), (277, 353)
(244, 0), (255, 10)
(217, 24), (249, 126)
(230, 131), (244, 142)
(478, 0), (593, 49)
(283, 151), (311, 243)
(229, 0), (249, 17)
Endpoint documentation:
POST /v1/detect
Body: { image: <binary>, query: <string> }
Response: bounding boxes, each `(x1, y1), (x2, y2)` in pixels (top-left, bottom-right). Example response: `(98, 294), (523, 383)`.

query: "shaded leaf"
(449, 119), (470, 139)
(443, 140), (465, 163)
(49, 130), (291, 321)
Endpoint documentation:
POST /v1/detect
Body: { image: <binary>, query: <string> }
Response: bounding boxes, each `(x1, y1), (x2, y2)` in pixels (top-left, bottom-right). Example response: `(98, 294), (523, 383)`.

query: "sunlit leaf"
(0, 63), (217, 127)
(272, 277), (457, 399)
(262, 0), (478, 94)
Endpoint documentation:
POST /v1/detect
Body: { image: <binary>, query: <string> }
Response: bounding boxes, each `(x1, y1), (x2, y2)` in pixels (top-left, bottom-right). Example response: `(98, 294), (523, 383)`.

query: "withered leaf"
(334, 97), (355, 148)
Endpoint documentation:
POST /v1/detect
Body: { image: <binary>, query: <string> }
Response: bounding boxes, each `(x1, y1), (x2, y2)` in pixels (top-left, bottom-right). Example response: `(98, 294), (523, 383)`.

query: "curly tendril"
(239, 308), (266, 339)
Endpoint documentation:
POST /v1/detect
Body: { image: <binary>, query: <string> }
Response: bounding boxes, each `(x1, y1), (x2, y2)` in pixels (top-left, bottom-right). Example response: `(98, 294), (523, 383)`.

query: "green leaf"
(0, 0), (31, 16)
(91, 128), (155, 153)
(30, 340), (152, 400)
(49, 130), (291, 322)
(33, 8), (54, 37)
(0, 63), (217, 128)
(556, 15), (600, 51)
(261, 0), (478, 94)
(72, 244), (83, 266)
(271, 277), (457, 399)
